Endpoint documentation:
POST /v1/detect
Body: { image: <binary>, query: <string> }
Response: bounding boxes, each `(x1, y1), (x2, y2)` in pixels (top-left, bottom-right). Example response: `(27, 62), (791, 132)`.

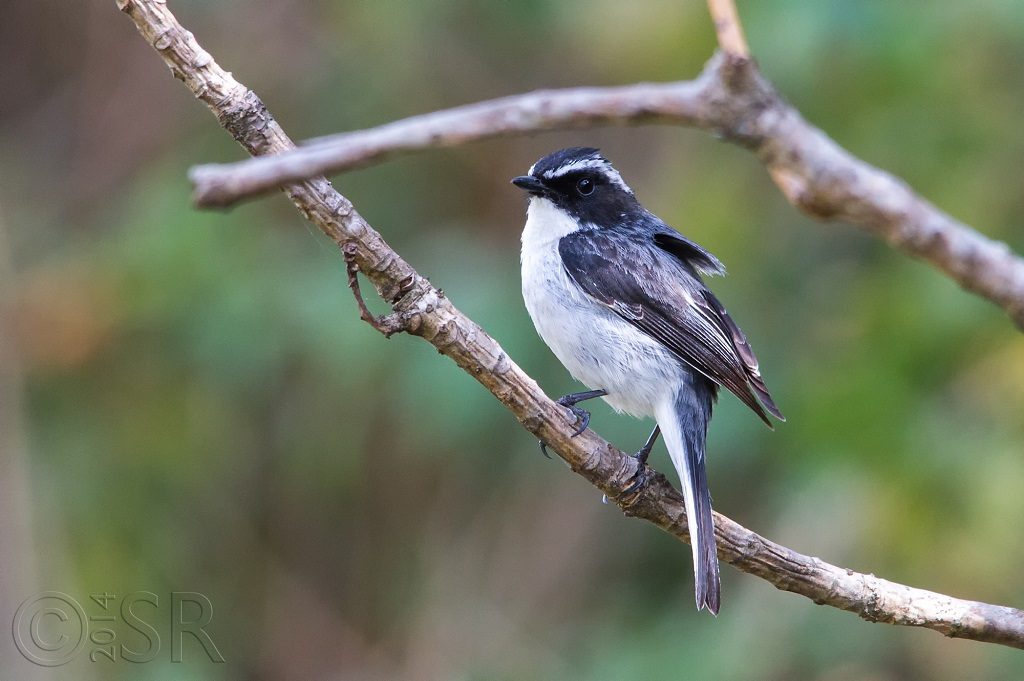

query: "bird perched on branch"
(513, 147), (784, 614)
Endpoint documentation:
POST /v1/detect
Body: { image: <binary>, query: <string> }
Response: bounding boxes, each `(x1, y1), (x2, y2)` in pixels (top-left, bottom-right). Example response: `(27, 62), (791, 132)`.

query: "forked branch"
(118, 0), (1024, 648)
(186, 17), (1024, 329)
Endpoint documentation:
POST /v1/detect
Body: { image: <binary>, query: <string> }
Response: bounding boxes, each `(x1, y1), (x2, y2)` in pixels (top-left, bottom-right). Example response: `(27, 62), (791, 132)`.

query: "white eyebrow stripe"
(543, 158), (633, 193)
(542, 158), (605, 178)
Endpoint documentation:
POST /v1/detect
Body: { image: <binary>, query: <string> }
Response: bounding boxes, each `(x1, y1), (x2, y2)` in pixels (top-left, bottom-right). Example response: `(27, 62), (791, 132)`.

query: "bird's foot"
(560, 401), (593, 437)
(556, 390), (607, 436)
(620, 454), (652, 498)
(538, 389), (608, 459)
(619, 424), (659, 497)
(537, 403), (589, 458)
(603, 457), (651, 504)
(632, 438), (655, 467)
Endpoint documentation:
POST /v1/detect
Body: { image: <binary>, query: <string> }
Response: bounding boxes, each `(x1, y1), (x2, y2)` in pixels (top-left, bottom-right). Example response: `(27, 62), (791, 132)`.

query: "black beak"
(511, 175), (547, 196)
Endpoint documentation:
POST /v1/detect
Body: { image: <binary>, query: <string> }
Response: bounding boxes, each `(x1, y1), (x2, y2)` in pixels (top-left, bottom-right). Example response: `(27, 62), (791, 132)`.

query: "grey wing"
(697, 287), (784, 421)
(558, 229), (784, 426)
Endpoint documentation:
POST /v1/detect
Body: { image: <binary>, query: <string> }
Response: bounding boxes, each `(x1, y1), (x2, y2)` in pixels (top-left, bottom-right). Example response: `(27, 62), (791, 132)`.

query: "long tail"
(655, 385), (720, 614)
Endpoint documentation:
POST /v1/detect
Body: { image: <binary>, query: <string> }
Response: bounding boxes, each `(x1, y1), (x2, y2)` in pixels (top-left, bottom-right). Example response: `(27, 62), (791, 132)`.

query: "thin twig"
(342, 242), (406, 337)
(707, 0), (750, 57)
(119, 0), (1024, 648)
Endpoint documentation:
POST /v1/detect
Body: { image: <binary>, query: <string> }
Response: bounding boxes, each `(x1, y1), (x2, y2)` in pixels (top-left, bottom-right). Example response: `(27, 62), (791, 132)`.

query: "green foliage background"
(1, 1), (1023, 679)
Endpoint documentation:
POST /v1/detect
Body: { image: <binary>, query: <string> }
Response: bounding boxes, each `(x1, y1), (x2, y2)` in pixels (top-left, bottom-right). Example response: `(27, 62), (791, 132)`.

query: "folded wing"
(558, 228), (784, 426)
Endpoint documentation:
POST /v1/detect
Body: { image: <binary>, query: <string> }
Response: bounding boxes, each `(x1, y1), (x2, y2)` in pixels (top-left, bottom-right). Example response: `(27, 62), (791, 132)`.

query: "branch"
(187, 79), (718, 208)
(186, 52), (1024, 331)
(707, 0), (750, 58)
(119, 0), (1024, 648)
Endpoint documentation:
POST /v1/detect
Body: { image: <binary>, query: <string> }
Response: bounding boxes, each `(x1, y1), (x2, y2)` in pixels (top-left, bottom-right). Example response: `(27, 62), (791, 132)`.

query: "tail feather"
(656, 385), (721, 615)
(690, 448), (720, 614)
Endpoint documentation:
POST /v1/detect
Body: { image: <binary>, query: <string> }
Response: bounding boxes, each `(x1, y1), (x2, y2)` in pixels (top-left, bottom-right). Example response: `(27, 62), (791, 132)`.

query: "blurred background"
(2, 1), (1023, 680)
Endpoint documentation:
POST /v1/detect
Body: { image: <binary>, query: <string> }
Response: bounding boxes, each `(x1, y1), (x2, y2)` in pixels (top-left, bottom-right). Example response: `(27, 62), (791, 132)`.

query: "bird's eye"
(576, 177), (595, 196)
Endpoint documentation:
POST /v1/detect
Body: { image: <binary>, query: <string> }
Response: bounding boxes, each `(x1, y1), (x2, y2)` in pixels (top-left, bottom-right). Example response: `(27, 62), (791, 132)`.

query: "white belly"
(520, 198), (682, 418)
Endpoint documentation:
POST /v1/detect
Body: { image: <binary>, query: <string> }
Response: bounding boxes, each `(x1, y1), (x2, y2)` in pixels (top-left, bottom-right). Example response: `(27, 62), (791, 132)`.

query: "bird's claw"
(538, 389), (606, 459)
(620, 460), (651, 498)
(618, 423), (659, 497)
(557, 399), (592, 437)
(537, 405), (588, 458)
(620, 446), (654, 498)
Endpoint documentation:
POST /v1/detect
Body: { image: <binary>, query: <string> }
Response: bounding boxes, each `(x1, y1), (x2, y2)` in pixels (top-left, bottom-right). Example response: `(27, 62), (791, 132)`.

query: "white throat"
(520, 197), (582, 253)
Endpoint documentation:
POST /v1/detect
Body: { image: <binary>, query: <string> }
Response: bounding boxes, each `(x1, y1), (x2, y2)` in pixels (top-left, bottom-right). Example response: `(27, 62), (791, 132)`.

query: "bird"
(512, 147), (784, 614)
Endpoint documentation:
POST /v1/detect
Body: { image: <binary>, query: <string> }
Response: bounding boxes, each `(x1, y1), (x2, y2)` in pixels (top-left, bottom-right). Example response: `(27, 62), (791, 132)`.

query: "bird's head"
(512, 147), (639, 224)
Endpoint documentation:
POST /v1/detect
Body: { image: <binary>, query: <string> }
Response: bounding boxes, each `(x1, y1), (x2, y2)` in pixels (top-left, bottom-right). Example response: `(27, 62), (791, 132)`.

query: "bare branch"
(188, 78), (714, 208)
(119, 0), (1024, 648)
(707, 0), (750, 57)
(187, 66), (1024, 331)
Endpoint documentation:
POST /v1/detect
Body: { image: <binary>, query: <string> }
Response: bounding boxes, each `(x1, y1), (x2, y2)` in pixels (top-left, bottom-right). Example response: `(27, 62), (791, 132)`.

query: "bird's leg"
(621, 425), (660, 496)
(633, 425), (660, 466)
(538, 389), (608, 458)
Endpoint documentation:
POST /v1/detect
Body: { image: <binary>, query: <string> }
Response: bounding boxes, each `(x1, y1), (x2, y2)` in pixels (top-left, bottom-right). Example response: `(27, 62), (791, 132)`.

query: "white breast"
(519, 198), (682, 418)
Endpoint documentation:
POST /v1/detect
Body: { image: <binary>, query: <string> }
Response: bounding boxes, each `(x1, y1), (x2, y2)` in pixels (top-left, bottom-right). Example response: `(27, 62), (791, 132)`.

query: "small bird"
(513, 147), (783, 614)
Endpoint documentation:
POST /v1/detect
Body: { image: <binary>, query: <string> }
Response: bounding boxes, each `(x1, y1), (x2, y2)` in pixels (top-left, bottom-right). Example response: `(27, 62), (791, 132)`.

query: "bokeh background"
(2, 1), (1023, 680)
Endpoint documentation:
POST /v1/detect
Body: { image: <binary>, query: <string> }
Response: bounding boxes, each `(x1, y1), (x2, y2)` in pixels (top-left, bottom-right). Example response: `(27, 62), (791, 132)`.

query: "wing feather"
(558, 229), (783, 426)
